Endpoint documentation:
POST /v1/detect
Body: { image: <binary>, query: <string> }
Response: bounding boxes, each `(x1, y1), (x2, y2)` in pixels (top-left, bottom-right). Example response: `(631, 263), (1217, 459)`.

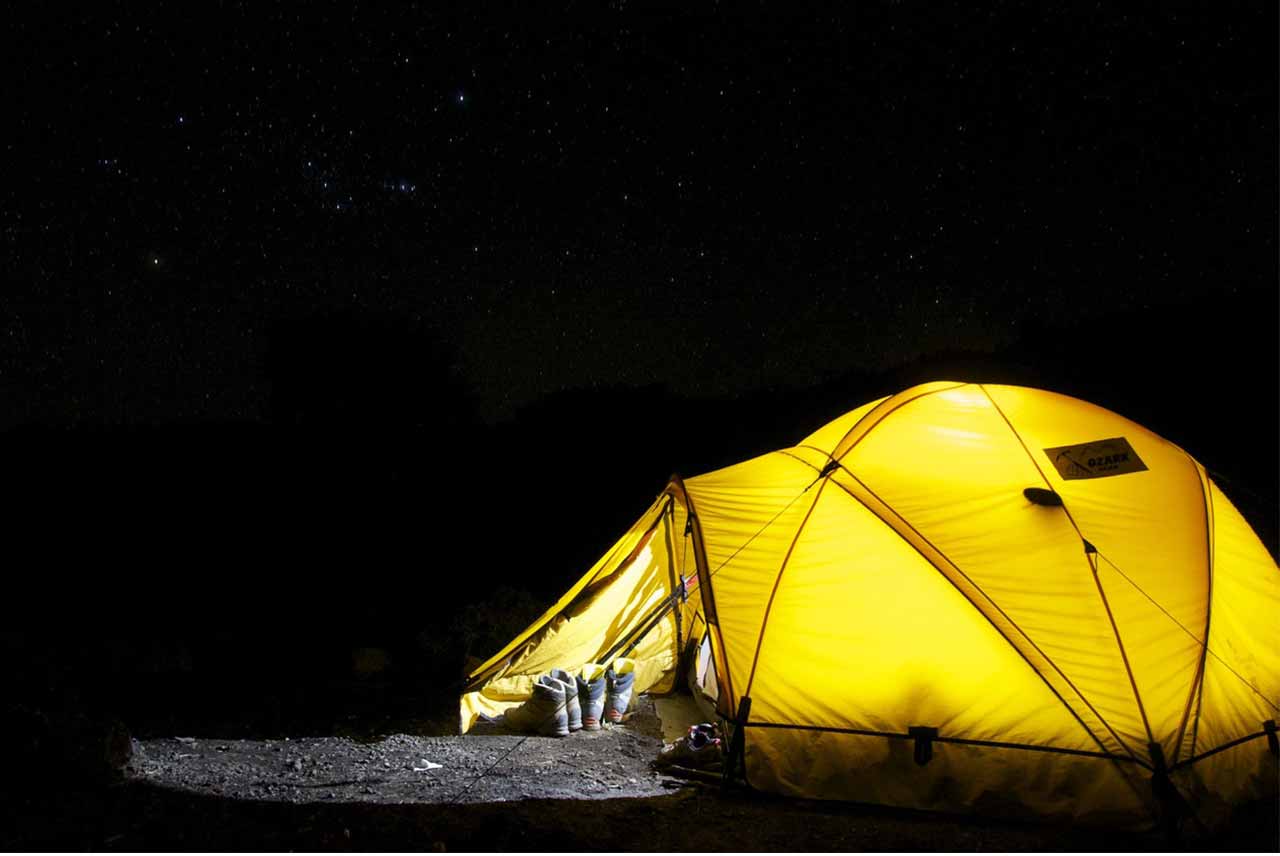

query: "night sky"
(6, 4), (1276, 425)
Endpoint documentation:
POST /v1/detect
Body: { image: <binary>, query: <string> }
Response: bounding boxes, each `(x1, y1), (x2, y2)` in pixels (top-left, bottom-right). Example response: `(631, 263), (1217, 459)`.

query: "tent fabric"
(459, 494), (700, 729)
(459, 381), (1278, 825)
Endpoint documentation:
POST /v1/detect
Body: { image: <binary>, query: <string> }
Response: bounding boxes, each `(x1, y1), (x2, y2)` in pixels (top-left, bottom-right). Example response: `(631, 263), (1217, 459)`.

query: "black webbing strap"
(908, 726), (938, 766)
(723, 695), (752, 786)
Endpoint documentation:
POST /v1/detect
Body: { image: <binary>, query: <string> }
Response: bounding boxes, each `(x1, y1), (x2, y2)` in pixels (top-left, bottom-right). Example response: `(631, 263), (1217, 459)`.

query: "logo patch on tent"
(1044, 437), (1148, 480)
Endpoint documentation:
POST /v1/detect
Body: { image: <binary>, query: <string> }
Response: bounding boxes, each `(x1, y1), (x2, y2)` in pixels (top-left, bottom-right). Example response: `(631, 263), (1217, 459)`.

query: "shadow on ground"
(6, 778), (1278, 852)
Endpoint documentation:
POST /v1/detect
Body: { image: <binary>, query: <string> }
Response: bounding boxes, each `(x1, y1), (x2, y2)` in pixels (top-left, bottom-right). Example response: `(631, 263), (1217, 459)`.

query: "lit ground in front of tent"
(131, 697), (679, 805)
(16, 695), (1273, 851)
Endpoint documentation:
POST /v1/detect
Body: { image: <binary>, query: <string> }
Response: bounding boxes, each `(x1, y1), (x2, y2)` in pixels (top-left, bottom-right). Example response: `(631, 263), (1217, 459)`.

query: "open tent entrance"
(460, 488), (716, 734)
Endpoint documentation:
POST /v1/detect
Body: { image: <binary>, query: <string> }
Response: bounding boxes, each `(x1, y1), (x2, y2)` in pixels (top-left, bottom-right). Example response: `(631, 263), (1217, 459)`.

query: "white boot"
(549, 668), (582, 731)
(503, 675), (570, 737)
(576, 663), (607, 731)
(605, 658), (637, 724)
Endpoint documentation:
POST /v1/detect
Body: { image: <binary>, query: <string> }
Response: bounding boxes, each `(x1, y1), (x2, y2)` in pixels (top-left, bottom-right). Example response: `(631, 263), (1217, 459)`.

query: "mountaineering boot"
(654, 727), (724, 771)
(549, 668), (582, 731)
(576, 663), (607, 731)
(604, 658), (637, 724)
(502, 675), (570, 737)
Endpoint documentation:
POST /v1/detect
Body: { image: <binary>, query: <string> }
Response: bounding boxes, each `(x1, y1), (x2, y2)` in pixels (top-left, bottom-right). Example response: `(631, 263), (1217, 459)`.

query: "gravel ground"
(5, 695), (1276, 851)
(129, 697), (679, 805)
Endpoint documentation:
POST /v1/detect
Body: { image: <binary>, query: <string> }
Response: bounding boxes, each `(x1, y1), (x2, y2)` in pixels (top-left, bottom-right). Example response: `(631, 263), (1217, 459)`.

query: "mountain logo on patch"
(1043, 436), (1148, 480)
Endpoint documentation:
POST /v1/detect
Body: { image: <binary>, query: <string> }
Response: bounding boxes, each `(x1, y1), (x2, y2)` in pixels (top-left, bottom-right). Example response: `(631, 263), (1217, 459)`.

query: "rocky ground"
(4, 696), (1276, 851)
(128, 699), (679, 806)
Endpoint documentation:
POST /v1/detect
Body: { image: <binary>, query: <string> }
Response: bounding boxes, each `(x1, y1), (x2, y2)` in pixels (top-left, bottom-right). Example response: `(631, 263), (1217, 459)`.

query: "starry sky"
(6, 4), (1275, 425)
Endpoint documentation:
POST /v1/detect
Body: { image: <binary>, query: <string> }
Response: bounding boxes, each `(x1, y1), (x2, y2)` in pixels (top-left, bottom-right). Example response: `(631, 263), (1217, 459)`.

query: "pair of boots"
(503, 659), (636, 737)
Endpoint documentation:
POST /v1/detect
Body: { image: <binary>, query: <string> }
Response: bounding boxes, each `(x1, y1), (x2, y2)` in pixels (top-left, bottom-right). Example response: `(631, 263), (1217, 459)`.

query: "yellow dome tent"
(460, 382), (1278, 825)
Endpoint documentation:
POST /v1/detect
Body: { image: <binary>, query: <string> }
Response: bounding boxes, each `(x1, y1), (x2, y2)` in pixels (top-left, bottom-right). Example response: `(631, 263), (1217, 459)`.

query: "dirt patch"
(130, 696), (679, 805)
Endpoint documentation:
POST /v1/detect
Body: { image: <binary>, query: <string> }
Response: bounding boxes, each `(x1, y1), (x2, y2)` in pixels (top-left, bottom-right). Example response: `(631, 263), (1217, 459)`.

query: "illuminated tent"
(460, 382), (1278, 825)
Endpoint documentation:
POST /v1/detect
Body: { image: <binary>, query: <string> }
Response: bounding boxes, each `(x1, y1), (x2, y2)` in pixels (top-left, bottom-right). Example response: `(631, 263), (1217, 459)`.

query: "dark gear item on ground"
(654, 722), (723, 773)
